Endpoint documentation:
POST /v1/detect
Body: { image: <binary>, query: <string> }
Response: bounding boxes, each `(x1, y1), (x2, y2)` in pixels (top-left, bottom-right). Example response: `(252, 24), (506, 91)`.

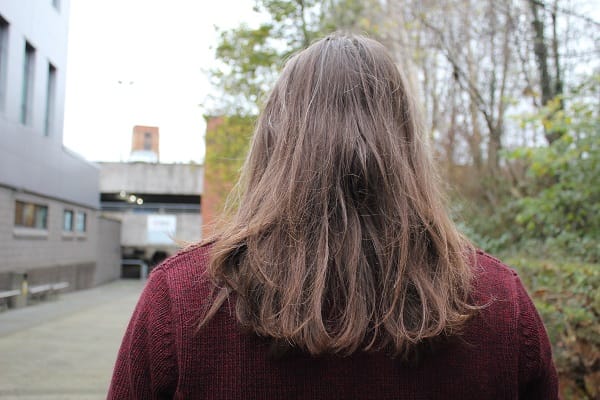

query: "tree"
(206, 0), (599, 217)
(204, 0), (383, 221)
(202, 115), (254, 234)
(528, 0), (565, 144)
(209, 0), (320, 115)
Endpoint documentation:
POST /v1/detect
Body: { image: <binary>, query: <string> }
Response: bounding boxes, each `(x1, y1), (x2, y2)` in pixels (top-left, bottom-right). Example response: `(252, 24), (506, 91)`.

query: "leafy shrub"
(509, 257), (600, 399)
(506, 75), (600, 262)
(454, 74), (600, 263)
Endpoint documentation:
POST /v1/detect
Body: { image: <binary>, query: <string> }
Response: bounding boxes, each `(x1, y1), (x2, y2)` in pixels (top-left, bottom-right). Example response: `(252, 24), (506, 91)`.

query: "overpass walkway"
(0, 279), (144, 399)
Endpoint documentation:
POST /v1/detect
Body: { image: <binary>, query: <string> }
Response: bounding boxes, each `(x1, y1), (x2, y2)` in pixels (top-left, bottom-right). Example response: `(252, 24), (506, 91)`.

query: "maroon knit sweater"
(108, 245), (559, 399)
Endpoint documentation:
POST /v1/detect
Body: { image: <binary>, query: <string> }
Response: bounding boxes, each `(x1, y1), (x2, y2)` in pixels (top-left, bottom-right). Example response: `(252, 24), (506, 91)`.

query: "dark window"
(0, 16), (8, 110)
(143, 132), (152, 150)
(63, 209), (73, 231)
(44, 64), (56, 136)
(75, 211), (86, 232)
(21, 42), (35, 125)
(15, 201), (48, 229)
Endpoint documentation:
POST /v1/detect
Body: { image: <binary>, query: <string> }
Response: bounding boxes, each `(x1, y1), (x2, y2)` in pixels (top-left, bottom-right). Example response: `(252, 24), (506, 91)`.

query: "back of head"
(205, 33), (473, 358)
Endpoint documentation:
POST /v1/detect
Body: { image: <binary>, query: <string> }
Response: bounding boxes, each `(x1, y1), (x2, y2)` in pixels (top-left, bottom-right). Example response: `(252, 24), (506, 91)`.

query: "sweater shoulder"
(474, 249), (518, 278)
(471, 249), (519, 301)
(468, 250), (523, 339)
(153, 243), (211, 276)
(150, 243), (214, 301)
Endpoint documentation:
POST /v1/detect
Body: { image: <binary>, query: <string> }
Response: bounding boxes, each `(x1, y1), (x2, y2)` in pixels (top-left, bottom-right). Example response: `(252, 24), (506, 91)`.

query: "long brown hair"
(202, 33), (474, 358)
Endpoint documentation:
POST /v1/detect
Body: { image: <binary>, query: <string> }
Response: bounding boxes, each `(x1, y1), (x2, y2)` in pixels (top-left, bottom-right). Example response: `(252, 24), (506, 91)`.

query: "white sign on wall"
(146, 215), (177, 244)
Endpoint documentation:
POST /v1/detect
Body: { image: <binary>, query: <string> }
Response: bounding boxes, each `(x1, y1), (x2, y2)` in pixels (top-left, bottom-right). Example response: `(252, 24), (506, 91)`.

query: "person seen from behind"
(108, 32), (559, 399)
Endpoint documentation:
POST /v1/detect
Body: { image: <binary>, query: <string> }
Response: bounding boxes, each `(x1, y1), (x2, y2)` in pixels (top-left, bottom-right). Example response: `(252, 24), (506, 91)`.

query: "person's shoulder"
(154, 242), (211, 273)
(471, 249), (520, 304)
(150, 242), (214, 298)
(474, 249), (518, 278)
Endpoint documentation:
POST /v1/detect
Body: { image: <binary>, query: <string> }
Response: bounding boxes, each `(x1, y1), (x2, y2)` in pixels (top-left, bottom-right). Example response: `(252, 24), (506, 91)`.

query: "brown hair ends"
(201, 32), (475, 358)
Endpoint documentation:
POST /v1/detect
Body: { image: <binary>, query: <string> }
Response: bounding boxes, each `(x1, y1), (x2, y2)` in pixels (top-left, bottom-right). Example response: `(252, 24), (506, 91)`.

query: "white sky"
(63, 0), (257, 163)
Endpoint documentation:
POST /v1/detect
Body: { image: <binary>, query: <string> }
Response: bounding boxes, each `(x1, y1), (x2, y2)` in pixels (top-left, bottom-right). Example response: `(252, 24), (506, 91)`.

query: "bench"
(28, 282), (70, 301)
(0, 289), (20, 298)
(29, 284), (53, 295)
(0, 289), (21, 310)
(51, 282), (69, 291)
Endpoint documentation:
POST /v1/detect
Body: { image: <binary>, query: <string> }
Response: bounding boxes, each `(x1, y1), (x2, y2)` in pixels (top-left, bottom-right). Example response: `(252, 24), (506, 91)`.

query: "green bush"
(506, 75), (600, 262)
(509, 257), (600, 399)
(455, 74), (600, 263)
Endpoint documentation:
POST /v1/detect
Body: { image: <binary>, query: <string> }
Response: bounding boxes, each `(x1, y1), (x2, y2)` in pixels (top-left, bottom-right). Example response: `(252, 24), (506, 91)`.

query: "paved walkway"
(0, 280), (145, 399)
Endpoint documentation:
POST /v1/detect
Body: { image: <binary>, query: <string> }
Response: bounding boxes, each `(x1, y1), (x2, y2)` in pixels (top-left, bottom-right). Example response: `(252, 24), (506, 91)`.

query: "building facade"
(0, 0), (120, 298)
(99, 161), (203, 267)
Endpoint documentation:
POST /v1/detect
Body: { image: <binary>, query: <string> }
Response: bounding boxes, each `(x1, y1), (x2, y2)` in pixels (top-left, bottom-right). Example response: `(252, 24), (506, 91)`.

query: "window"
(75, 211), (86, 233)
(0, 16), (8, 110)
(63, 209), (73, 231)
(45, 63), (56, 136)
(21, 42), (35, 125)
(14, 201), (48, 229)
(143, 132), (152, 150)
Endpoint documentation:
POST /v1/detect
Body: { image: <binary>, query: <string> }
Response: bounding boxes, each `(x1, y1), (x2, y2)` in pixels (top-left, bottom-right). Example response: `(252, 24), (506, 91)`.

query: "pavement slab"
(0, 280), (144, 399)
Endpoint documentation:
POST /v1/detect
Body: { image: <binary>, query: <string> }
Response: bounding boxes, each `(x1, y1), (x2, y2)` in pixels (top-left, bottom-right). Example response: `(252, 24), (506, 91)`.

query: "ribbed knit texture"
(108, 246), (559, 399)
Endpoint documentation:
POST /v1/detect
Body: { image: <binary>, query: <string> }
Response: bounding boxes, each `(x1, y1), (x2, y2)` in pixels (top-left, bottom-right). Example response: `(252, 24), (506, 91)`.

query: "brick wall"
(131, 125), (159, 158)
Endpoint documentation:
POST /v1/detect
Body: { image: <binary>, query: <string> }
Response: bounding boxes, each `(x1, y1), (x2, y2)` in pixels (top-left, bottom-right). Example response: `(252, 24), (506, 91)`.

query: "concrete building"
(0, 0), (121, 303)
(99, 139), (203, 268)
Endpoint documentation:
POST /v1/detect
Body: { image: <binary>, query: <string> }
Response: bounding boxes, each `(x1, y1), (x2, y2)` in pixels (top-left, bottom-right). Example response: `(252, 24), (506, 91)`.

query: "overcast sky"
(63, 0), (256, 163)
